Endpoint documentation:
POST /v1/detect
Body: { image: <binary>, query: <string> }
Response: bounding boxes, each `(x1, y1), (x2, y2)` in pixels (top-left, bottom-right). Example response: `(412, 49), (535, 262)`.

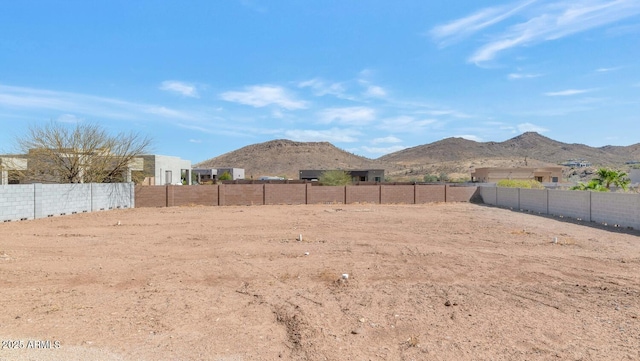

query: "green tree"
(319, 170), (352, 186)
(218, 171), (232, 181)
(572, 168), (630, 192)
(16, 121), (151, 183)
(595, 168), (630, 191)
(570, 179), (608, 192)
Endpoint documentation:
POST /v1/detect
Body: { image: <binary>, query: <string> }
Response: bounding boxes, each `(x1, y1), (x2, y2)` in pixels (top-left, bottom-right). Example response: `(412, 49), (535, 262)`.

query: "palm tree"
(595, 168), (630, 191)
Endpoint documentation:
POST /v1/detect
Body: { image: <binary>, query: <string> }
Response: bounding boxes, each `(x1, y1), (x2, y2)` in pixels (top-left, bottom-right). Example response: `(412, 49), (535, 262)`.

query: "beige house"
(471, 167), (563, 183)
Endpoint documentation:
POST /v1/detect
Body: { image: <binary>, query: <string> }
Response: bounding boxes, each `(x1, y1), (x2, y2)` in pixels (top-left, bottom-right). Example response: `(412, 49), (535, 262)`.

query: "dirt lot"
(0, 203), (639, 361)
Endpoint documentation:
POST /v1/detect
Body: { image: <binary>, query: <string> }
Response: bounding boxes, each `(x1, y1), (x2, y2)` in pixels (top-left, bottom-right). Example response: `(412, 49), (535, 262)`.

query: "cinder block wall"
(0, 185), (35, 221)
(548, 189), (591, 221)
(346, 185), (380, 204)
(479, 186), (497, 205)
(496, 188), (520, 209)
(219, 184), (263, 206)
(306, 185), (345, 204)
(40, 184), (91, 216)
(446, 185), (479, 202)
(415, 185), (446, 203)
(1, 183), (133, 222)
(91, 183), (133, 211)
(265, 184), (306, 205)
(519, 189), (548, 214)
(591, 192), (640, 229)
(173, 185), (219, 207)
(135, 185), (167, 207)
(380, 185), (414, 204)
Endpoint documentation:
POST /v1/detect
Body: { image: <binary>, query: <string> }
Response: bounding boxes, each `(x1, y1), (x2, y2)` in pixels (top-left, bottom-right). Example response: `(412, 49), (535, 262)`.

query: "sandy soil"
(0, 203), (639, 361)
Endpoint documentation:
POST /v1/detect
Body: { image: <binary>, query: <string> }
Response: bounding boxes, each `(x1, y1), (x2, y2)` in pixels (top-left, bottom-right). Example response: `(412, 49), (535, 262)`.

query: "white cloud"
(508, 72), (542, 80)
(0, 84), (195, 121)
(434, 0), (640, 63)
(595, 66), (621, 72)
(145, 106), (193, 119)
(371, 136), (402, 144)
(430, 0), (536, 46)
(56, 114), (83, 123)
(454, 134), (483, 142)
(361, 145), (407, 155)
(160, 81), (199, 98)
(544, 88), (594, 96)
(364, 85), (387, 98)
(220, 85), (307, 110)
(188, 139), (202, 143)
(283, 128), (360, 143)
(318, 107), (376, 125)
(517, 122), (548, 133)
(378, 116), (437, 132)
(298, 78), (347, 98)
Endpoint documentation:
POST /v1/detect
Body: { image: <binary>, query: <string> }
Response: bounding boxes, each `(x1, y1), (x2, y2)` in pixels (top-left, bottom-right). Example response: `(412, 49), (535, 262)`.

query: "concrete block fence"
(0, 183), (134, 222)
(479, 186), (640, 230)
(135, 184), (479, 207)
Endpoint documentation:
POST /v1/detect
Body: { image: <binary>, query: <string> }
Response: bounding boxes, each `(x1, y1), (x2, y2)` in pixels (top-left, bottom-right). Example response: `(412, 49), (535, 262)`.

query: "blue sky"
(1, 0), (639, 163)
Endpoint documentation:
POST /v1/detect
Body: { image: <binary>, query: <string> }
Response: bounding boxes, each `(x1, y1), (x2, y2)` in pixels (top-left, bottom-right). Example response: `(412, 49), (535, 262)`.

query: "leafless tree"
(16, 122), (152, 183)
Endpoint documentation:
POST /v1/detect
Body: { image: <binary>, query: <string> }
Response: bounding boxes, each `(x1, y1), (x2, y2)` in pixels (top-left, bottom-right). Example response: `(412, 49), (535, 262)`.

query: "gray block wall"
(497, 188), (520, 209)
(591, 192), (640, 229)
(479, 185), (640, 230)
(548, 190), (591, 221)
(479, 186), (497, 205)
(1, 183), (134, 222)
(519, 189), (548, 214)
(0, 185), (35, 221)
(40, 184), (91, 217)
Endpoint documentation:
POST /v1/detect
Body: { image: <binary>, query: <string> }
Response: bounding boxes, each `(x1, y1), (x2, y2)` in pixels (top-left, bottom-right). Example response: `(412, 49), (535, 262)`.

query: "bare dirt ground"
(1, 203), (639, 361)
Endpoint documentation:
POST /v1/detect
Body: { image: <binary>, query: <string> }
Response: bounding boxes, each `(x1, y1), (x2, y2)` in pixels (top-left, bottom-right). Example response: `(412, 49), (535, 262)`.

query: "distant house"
(0, 156), (27, 184)
(471, 167), (563, 183)
(561, 159), (591, 167)
(138, 155), (192, 185)
(1, 151), (145, 185)
(191, 167), (245, 183)
(299, 169), (384, 182)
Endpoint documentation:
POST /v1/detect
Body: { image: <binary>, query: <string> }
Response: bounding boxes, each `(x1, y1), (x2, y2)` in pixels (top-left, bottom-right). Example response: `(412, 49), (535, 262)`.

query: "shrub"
(319, 170), (352, 186)
(218, 171), (232, 181)
(496, 179), (544, 189)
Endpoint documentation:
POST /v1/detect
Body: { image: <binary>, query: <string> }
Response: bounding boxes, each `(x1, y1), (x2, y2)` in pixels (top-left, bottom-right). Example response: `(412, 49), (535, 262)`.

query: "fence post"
(33, 183), (42, 219)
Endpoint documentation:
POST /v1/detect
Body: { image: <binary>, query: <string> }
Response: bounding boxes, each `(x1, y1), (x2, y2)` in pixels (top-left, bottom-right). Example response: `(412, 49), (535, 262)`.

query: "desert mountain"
(195, 139), (399, 180)
(379, 132), (635, 166)
(195, 133), (639, 181)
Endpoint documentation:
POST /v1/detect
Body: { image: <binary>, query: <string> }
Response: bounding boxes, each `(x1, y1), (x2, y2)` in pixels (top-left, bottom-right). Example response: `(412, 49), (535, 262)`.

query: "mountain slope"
(379, 132), (638, 167)
(195, 139), (399, 179)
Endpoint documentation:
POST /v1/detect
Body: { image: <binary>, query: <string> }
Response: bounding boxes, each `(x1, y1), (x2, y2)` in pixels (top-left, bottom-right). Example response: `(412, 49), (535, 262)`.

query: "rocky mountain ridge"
(195, 133), (640, 181)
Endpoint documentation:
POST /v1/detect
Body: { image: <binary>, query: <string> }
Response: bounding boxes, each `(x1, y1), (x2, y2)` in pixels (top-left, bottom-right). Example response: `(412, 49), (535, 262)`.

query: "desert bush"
(218, 171), (232, 181)
(319, 170), (352, 186)
(423, 174), (438, 182)
(497, 179), (544, 189)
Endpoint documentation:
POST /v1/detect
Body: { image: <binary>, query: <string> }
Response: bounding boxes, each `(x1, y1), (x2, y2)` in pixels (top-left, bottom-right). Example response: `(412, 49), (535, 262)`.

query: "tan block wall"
(307, 185), (345, 204)
(172, 185), (218, 206)
(219, 184), (264, 206)
(135, 185), (168, 207)
(416, 185), (446, 203)
(446, 185), (479, 202)
(346, 185), (380, 204)
(265, 184), (306, 205)
(380, 185), (414, 204)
